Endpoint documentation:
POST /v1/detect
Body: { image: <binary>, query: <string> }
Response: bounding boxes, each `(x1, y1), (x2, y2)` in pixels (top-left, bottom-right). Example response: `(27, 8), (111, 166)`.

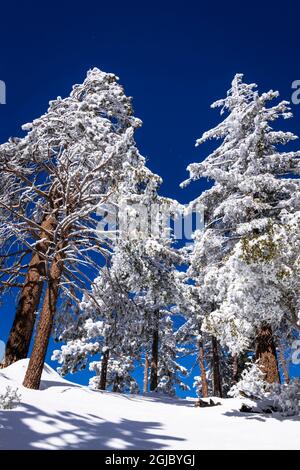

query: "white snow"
(0, 360), (299, 450)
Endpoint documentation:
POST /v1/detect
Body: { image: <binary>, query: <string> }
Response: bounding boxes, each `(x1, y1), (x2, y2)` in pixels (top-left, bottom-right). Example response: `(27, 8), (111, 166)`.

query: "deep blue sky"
(0, 0), (300, 393)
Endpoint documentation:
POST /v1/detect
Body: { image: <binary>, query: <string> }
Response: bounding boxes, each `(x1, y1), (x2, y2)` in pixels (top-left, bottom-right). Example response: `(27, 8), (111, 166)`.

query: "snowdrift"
(0, 360), (299, 450)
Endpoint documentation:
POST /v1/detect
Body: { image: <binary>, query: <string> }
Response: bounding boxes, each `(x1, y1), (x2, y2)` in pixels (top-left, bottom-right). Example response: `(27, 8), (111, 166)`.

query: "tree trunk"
(255, 324), (280, 384)
(23, 245), (64, 390)
(278, 341), (289, 384)
(198, 340), (208, 398)
(4, 253), (44, 367)
(112, 379), (120, 393)
(143, 353), (149, 393)
(99, 349), (109, 390)
(150, 313), (159, 392)
(232, 353), (239, 385)
(211, 336), (223, 398)
(4, 215), (54, 367)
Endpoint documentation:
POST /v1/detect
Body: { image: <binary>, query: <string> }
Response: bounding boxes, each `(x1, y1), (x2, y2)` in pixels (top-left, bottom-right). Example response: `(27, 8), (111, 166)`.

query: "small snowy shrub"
(230, 364), (300, 417)
(271, 379), (300, 416)
(0, 386), (21, 410)
(229, 362), (268, 399)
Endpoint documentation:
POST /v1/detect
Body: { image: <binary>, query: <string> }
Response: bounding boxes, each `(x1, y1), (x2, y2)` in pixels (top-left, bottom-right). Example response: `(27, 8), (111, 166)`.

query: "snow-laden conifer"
(182, 74), (300, 383)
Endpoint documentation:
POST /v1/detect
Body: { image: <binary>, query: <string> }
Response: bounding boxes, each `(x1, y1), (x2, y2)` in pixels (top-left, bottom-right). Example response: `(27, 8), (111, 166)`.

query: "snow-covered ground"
(0, 360), (299, 450)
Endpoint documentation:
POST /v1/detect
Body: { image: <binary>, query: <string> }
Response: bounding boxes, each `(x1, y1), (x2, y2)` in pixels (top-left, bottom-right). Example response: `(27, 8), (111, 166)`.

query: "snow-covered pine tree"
(53, 182), (186, 394)
(52, 247), (144, 390)
(156, 313), (189, 396)
(178, 318), (235, 398)
(182, 74), (300, 384)
(171, 265), (228, 398)
(0, 140), (53, 366)
(0, 68), (160, 389)
(89, 354), (139, 394)
(103, 235), (186, 394)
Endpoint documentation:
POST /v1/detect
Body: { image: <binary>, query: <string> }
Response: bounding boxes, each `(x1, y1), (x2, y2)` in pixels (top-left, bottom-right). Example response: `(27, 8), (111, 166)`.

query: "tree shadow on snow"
(223, 409), (300, 423)
(0, 403), (185, 450)
(103, 392), (195, 408)
(39, 381), (81, 391)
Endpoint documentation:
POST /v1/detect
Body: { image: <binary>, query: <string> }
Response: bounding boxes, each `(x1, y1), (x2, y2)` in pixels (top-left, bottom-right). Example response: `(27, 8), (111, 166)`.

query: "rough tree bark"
(198, 339), (208, 398)
(143, 353), (149, 393)
(211, 336), (223, 398)
(278, 341), (289, 384)
(255, 323), (280, 384)
(232, 353), (239, 385)
(4, 215), (54, 367)
(150, 312), (159, 392)
(99, 349), (109, 390)
(23, 242), (64, 390)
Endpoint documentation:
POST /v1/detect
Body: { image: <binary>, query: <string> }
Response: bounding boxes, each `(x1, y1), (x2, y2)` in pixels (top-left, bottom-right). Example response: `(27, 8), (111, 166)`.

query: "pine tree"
(156, 314), (189, 396)
(0, 141), (53, 365)
(3, 253), (43, 366)
(53, 180), (185, 393)
(197, 338), (209, 398)
(1, 68), (156, 389)
(143, 353), (149, 393)
(182, 74), (300, 383)
(89, 354), (139, 394)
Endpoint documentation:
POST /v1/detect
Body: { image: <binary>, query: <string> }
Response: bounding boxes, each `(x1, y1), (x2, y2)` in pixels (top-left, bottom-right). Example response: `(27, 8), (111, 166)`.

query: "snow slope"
(0, 360), (299, 450)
